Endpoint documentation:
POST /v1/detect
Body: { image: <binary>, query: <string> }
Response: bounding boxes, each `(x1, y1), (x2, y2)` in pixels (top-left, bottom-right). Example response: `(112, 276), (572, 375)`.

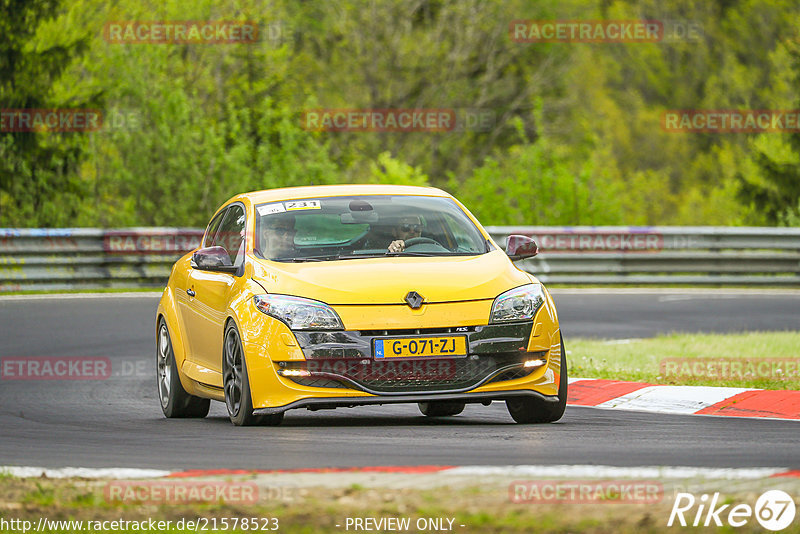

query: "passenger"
(260, 214), (296, 258)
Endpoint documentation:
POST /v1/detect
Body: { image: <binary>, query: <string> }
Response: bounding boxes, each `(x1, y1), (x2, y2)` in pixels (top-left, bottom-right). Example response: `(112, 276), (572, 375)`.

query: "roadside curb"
(3, 465), (800, 481)
(568, 377), (800, 420)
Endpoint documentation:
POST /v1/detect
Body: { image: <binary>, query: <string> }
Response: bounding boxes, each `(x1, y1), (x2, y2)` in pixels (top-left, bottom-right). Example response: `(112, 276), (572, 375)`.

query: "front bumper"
(252, 389), (559, 416)
(281, 322), (542, 395)
(243, 313), (562, 412)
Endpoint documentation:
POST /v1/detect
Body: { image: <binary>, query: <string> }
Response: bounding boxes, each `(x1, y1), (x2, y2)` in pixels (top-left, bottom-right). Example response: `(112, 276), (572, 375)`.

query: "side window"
(203, 209), (227, 248)
(214, 204), (246, 267)
(443, 213), (481, 252)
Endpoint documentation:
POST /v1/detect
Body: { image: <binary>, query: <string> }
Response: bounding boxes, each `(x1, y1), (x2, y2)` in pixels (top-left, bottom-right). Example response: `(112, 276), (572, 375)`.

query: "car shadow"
(201, 414), (518, 427)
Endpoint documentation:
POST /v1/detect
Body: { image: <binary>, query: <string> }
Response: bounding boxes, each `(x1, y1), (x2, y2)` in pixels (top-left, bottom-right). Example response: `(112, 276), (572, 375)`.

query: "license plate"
(373, 336), (467, 359)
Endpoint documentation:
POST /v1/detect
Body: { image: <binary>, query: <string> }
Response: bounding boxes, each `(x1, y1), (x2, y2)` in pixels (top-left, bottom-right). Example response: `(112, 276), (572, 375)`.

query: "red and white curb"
(568, 378), (800, 420)
(2, 465), (800, 480)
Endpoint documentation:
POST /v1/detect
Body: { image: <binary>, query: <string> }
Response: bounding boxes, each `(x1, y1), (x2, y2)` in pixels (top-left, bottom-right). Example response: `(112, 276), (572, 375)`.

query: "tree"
(0, 0), (100, 226)
(742, 37), (800, 224)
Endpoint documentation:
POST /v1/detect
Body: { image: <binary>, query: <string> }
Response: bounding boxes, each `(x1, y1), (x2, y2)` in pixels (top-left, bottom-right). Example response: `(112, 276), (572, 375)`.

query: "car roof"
(227, 184), (452, 206)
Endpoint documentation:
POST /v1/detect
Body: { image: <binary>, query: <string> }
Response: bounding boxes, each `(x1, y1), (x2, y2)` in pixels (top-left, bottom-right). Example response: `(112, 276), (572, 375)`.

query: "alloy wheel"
(224, 327), (243, 417)
(157, 324), (172, 408)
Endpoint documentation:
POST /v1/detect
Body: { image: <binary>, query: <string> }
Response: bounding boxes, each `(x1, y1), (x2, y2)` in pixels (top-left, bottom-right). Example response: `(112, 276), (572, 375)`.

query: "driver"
(387, 215), (424, 253)
(260, 214), (296, 259)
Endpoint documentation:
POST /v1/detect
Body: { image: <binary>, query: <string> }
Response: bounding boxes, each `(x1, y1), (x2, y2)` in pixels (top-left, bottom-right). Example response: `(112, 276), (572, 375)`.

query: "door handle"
(186, 288), (196, 297)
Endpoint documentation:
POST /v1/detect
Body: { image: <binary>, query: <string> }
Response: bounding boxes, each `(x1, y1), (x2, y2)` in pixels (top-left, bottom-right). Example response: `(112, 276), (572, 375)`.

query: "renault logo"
(404, 291), (424, 309)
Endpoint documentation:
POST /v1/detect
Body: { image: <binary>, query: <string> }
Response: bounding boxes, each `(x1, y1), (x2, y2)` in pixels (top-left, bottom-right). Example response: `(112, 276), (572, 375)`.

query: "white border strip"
(597, 385), (754, 415)
(0, 466), (172, 479)
(0, 292), (162, 301)
(1, 465), (792, 480)
(445, 465), (788, 479)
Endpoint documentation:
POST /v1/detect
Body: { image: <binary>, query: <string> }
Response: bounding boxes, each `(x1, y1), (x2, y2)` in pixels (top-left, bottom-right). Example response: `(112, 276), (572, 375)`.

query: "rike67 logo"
(668, 490), (796, 531)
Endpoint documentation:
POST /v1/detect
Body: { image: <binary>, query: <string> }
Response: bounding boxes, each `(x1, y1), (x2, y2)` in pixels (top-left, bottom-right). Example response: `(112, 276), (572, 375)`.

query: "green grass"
(22, 482), (57, 507)
(568, 331), (800, 389)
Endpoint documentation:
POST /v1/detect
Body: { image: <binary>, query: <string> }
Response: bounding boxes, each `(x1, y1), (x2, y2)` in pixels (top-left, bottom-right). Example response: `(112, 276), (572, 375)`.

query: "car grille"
(288, 376), (348, 389)
(282, 351), (537, 394)
(357, 326), (478, 337)
(487, 367), (535, 384)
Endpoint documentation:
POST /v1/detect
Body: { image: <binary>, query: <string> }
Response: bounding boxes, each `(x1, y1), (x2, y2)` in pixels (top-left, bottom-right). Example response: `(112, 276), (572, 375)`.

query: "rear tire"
(506, 337), (568, 424)
(418, 401), (465, 417)
(223, 321), (284, 427)
(156, 318), (210, 418)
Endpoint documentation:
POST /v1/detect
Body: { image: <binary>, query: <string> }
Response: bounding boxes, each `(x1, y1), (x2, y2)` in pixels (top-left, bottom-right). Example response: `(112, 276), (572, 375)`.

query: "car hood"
(251, 250), (533, 305)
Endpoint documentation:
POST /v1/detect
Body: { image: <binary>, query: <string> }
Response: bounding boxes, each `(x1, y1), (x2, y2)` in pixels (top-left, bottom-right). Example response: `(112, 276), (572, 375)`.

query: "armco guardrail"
(1, 226), (799, 291)
(0, 228), (203, 292)
(486, 226), (800, 285)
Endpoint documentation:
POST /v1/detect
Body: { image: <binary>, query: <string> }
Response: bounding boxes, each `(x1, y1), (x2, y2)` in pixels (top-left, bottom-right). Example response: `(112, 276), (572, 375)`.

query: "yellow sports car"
(156, 185), (566, 426)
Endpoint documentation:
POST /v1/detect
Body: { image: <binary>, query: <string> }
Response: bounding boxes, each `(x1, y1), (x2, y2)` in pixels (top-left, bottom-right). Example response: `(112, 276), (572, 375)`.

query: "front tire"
(223, 321), (284, 427)
(506, 337), (568, 424)
(418, 401), (465, 417)
(157, 318), (210, 418)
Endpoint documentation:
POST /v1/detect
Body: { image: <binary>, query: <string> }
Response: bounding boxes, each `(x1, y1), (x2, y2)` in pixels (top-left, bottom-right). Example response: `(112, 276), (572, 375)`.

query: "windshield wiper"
(387, 251), (438, 257)
(387, 251), (482, 257)
(290, 254), (378, 262)
(288, 255), (342, 262)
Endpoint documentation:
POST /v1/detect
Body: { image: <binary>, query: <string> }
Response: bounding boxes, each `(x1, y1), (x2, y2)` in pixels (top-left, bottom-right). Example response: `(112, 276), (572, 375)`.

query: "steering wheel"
(403, 236), (442, 248)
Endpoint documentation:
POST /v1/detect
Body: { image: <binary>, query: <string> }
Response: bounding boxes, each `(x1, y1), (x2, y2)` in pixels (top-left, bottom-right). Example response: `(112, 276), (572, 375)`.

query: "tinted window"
(213, 204), (246, 267)
(202, 209), (227, 248)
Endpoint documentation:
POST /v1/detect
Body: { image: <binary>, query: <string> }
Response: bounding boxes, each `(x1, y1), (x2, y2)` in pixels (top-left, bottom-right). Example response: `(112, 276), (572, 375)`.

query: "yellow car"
(156, 185), (566, 426)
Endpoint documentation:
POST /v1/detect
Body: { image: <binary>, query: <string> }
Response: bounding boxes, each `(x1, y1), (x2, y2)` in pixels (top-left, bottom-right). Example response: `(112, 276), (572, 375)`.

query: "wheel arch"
(156, 288), (195, 394)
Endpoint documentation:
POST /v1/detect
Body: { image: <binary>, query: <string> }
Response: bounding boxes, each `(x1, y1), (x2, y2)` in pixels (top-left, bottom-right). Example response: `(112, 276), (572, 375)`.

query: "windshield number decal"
(256, 203), (286, 216)
(285, 200), (321, 211)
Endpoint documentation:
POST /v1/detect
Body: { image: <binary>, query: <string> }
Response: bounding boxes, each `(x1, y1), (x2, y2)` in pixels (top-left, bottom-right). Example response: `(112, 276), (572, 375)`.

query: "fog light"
(278, 369), (311, 377)
(523, 359), (546, 368)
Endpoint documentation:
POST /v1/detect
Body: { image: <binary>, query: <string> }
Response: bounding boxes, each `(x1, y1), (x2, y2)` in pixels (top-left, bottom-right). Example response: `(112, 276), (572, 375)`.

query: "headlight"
(253, 294), (344, 330)
(489, 284), (545, 323)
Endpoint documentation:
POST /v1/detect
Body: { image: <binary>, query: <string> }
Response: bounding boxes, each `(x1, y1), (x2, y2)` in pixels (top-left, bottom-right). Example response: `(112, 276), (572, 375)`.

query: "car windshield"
(254, 195), (489, 262)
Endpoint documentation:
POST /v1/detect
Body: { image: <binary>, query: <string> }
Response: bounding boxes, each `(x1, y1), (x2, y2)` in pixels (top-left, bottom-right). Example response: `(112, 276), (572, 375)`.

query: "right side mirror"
(506, 235), (538, 261)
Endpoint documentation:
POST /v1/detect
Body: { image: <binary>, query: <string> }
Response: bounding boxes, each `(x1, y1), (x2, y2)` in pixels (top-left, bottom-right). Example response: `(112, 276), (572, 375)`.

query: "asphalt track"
(0, 290), (798, 470)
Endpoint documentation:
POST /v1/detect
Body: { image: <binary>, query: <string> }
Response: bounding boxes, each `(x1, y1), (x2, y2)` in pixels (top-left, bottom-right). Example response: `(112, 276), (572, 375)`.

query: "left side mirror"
(506, 235), (538, 261)
(191, 246), (238, 273)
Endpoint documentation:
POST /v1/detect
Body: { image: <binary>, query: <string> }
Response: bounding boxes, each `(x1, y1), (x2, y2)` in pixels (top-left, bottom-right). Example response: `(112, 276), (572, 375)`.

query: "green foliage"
(0, 0), (100, 226)
(3, 0), (800, 227)
(456, 118), (623, 225)
(779, 198), (800, 226)
(367, 152), (429, 187)
(742, 38), (800, 225)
